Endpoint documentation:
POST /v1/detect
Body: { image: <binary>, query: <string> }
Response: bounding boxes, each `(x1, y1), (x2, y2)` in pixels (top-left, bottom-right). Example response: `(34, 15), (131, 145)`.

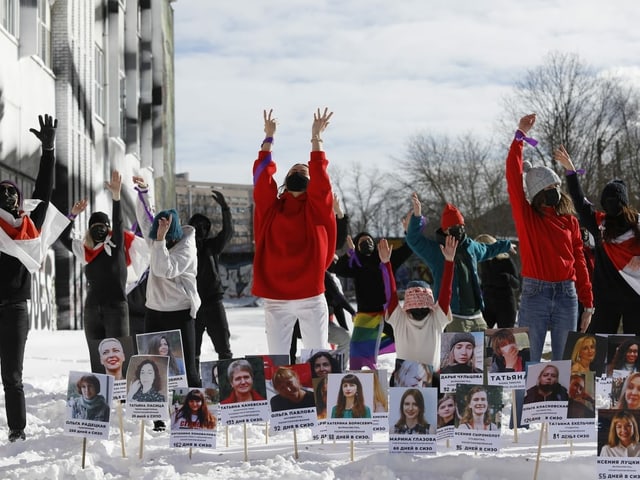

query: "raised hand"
(378, 238), (392, 263)
(211, 189), (228, 208)
(29, 114), (58, 150)
(411, 192), (422, 217)
(132, 176), (148, 189)
(106, 170), (122, 200)
(70, 199), (88, 216)
(312, 107), (333, 138)
(553, 145), (575, 172)
(263, 109), (277, 137)
(401, 211), (412, 233)
(440, 234), (458, 262)
(346, 235), (355, 251)
(517, 113), (536, 135)
(156, 214), (172, 241)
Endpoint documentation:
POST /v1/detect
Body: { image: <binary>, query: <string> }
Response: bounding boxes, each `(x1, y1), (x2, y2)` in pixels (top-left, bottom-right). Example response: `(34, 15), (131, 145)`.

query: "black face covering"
(0, 183), (19, 215)
(543, 187), (561, 207)
(358, 238), (375, 256)
(193, 220), (210, 240)
(285, 172), (309, 192)
(89, 224), (109, 244)
(447, 225), (466, 242)
(407, 308), (431, 320)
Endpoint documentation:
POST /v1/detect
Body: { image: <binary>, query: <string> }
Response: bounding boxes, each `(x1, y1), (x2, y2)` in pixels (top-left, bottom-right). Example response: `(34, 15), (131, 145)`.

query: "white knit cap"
(523, 161), (560, 201)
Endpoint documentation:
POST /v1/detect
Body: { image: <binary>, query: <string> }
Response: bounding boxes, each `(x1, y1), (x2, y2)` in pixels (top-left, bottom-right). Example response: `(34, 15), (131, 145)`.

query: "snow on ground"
(0, 304), (599, 479)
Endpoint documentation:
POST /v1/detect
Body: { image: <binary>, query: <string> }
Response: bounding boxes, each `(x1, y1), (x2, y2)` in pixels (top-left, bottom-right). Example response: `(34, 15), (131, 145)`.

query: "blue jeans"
(517, 277), (578, 362)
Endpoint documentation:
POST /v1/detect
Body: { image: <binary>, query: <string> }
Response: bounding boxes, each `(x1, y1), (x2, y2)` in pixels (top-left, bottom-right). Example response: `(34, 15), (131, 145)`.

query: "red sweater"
(506, 139), (593, 308)
(252, 150), (336, 300)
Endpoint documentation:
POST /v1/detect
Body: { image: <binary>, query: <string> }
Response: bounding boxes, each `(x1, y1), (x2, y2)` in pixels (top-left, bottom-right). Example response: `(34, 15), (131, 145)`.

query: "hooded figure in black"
(0, 114), (62, 443)
(332, 230), (413, 369)
(188, 189), (234, 365)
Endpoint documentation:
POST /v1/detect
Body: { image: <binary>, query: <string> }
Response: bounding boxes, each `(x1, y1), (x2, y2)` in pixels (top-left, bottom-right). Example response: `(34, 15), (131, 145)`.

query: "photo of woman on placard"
(68, 374), (110, 422)
(330, 374), (371, 419)
(127, 358), (166, 403)
(440, 333), (482, 374)
(97, 337), (127, 380)
(600, 410), (640, 457)
(570, 334), (597, 374)
(393, 388), (435, 434)
(144, 332), (185, 377)
(488, 329), (529, 373)
(457, 386), (498, 431)
(393, 359), (433, 388)
(567, 373), (595, 418)
(171, 389), (216, 430)
(220, 359), (266, 404)
(524, 363), (568, 404)
(314, 377), (328, 419)
(616, 372), (640, 410)
(437, 393), (457, 428)
(607, 338), (640, 377)
(270, 366), (315, 412)
(307, 351), (341, 379)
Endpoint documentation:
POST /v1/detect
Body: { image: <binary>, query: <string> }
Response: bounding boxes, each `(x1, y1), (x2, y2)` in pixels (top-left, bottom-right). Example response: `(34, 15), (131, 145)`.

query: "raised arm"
(378, 238), (399, 315)
(133, 176), (154, 239)
(437, 235), (458, 315)
(554, 145), (599, 236)
(106, 170), (123, 246)
(29, 114), (58, 228)
(209, 189), (234, 252)
(311, 107), (333, 152)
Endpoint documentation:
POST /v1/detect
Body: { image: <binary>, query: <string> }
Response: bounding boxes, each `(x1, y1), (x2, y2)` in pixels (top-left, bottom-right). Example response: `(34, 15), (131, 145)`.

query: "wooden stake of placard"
(243, 423), (249, 462)
(350, 440), (354, 462)
(265, 422), (269, 444)
(117, 402), (126, 457)
(533, 422), (546, 480)
(512, 390), (519, 443)
(293, 429), (299, 459)
(138, 421), (145, 459)
(81, 437), (87, 469)
(225, 425), (229, 447)
(189, 447), (192, 460)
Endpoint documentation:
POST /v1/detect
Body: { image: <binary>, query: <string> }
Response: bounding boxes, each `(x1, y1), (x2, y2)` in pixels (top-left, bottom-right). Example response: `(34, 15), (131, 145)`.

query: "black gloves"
(29, 114), (58, 151)
(211, 190), (228, 209)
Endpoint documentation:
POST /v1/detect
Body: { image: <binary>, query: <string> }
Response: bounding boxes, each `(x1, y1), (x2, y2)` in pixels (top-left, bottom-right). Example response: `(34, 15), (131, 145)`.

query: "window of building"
(119, 72), (126, 139)
(0, 0), (16, 35)
(94, 45), (105, 120)
(37, 0), (51, 67)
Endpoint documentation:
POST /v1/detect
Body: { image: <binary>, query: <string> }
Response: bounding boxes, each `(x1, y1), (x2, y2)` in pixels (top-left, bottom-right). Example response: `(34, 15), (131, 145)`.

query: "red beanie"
(440, 203), (464, 231)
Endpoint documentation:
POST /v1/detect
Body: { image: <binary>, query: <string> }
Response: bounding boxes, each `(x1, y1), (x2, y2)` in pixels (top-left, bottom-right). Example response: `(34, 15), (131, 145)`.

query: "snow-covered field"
(0, 304), (598, 480)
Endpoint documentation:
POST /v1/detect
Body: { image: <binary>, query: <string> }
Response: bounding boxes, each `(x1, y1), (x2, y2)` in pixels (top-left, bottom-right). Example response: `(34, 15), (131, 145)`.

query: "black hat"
(450, 332), (476, 349)
(88, 211), (110, 227)
(600, 179), (628, 216)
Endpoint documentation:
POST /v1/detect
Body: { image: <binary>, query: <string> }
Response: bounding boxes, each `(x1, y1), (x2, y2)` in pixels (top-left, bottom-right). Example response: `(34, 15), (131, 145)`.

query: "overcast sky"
(173, 1), (640, 186)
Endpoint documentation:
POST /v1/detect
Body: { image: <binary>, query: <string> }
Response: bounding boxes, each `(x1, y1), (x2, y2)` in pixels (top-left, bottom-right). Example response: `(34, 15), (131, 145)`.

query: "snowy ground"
(0, 303), (599, 480)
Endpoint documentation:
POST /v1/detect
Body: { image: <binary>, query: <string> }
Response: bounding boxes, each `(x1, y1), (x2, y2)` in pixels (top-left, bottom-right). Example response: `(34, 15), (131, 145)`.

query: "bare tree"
(501, 51), (640, 201)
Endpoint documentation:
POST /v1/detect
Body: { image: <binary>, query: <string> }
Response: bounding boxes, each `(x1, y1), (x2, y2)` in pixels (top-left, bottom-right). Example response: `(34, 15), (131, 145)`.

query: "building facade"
(0, 0), (177, 329)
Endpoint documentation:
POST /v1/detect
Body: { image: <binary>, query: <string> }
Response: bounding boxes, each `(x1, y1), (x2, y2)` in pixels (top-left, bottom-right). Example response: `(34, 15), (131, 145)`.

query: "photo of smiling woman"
(330, 374), (371, 419)
(457, 386), (499, 431)
(393, 388), (435, 434)
(616, 372), (640, 410)
(220, 359), (266, 404)
(437, 393), (458, 428)
(599, 410), (640, 457)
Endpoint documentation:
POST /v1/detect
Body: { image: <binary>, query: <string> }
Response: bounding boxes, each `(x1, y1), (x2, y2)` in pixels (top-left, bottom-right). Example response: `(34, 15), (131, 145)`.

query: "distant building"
(0, 1), (177, 329)
(175, 173), (254, 255)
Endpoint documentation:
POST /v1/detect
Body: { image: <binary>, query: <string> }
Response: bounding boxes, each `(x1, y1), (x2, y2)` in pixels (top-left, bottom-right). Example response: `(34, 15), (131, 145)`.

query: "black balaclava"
(188, 213), (211, 241)
(543, 187), (561, 207)
(285, 172), (309, 193)
(88, 211), (110, 244)
(354, 232), (375, 256)
(601, 179), (628, 217)
(0, 181), (21, 217)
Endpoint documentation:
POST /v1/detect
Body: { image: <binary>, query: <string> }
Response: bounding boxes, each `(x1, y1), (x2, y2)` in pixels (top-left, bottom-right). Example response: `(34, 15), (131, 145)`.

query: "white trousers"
(264, 294), (329, 355)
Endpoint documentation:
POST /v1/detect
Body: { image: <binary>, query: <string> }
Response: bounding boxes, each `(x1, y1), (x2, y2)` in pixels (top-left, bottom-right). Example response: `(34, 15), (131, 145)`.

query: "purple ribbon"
(347, 248), (362, 268)
(380, 262), (391, 312)
(135, 186), (155, 223)
(566, 169), (586, 176)
(253, 153), (272, 186)
(515, 130), (538, 147)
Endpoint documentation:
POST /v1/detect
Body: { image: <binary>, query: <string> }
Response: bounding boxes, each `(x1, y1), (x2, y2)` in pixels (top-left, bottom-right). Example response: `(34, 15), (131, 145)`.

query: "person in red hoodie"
(252, 108), (337, 355)
(505, 113), (593, 363)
